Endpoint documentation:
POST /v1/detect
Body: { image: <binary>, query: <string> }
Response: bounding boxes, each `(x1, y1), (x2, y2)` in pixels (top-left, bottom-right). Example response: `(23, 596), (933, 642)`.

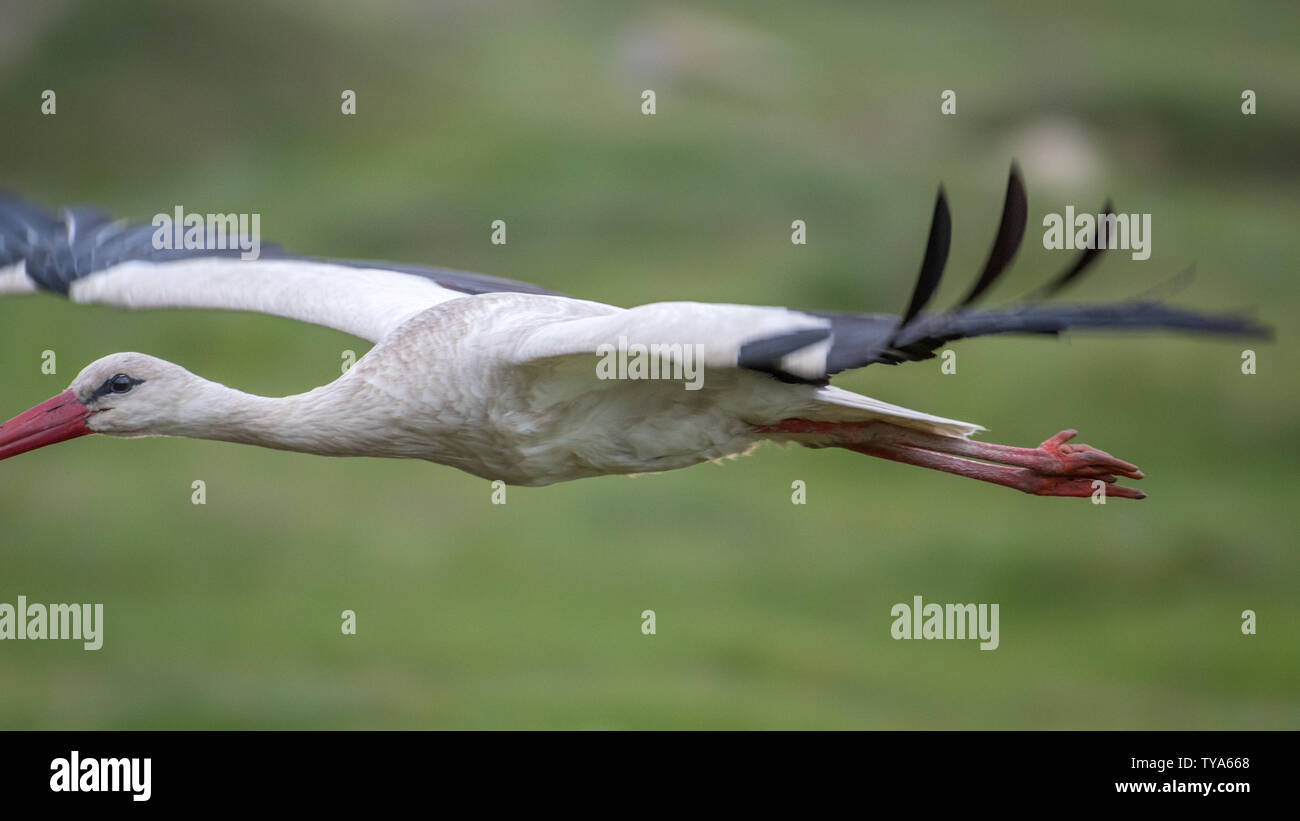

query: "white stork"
(0, 168), (1269, 499)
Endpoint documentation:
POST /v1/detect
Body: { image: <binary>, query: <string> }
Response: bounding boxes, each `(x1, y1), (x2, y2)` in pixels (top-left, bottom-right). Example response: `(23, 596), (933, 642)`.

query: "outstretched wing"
(3, 170), (1270, 368)
(514, 165), (1270, 384)
(0, 194), (561, 343)
(803, 166), (1268, 374)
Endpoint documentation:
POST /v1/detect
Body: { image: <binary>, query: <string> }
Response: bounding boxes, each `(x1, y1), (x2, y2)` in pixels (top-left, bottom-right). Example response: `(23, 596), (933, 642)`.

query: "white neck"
(164, 375), (391, 458)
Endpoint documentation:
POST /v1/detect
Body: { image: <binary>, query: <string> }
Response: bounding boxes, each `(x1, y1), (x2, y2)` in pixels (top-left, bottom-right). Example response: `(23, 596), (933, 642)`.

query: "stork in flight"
(0, 168), (1269, 499)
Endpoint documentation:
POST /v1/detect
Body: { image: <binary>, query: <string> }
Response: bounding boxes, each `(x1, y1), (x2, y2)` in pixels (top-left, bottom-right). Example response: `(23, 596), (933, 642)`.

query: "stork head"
(0, 352), (199, 459)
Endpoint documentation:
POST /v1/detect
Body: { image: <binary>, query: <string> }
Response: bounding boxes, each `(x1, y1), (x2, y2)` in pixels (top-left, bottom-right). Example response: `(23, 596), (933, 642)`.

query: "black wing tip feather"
(899, 185), (951, 327)
(904, 162), (1029, 325)
(954, 163), (1029, 309)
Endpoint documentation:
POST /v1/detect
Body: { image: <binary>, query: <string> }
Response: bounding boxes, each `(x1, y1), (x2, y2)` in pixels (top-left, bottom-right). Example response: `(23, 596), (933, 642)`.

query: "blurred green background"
(0, 0), (1296, 729)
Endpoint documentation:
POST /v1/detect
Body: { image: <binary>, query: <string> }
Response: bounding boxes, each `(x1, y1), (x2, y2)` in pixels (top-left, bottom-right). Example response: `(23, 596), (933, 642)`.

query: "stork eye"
(109, 374), (135, 393)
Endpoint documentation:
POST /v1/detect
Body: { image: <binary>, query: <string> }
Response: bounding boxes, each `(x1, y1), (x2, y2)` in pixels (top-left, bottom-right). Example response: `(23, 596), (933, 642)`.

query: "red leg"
(758, 419), (1146, 500)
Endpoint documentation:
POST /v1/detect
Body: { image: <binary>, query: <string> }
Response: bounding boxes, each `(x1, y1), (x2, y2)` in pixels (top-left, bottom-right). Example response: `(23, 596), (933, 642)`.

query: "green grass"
(0, 0), (1295, 728)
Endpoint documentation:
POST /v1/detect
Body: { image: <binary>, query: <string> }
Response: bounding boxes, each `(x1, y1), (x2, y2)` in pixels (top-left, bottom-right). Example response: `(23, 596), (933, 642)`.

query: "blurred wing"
(0, 193), (560, 343)
(745, 166), (1270, 378)
(515, 165), (1270, 385)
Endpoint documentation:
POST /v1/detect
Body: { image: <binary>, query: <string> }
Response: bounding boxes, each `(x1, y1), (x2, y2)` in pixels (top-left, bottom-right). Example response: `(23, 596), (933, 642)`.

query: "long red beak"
(0, 390), (93, 461)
